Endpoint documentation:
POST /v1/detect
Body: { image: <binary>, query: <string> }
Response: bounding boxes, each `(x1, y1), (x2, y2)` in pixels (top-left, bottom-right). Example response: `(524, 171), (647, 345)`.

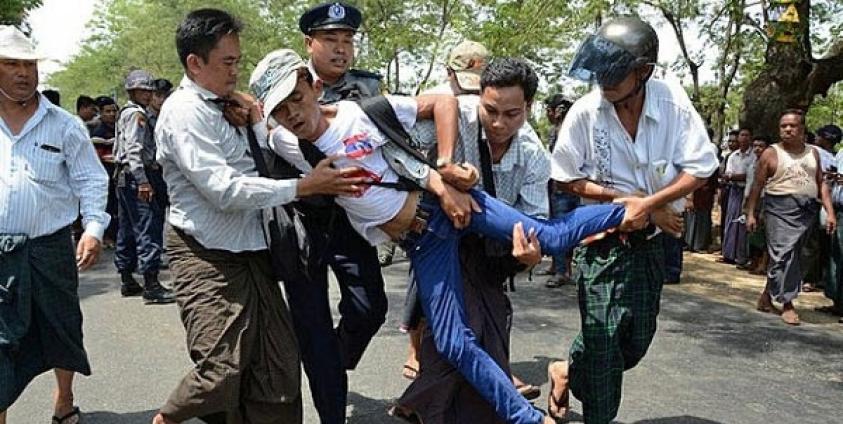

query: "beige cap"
(447, 40), (489, 92)
(0, 25), (43, 61)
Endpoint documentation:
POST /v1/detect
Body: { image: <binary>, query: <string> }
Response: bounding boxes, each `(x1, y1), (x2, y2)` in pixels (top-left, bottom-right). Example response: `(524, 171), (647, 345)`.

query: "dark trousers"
(662, 234), (684, 283)
(285, 211), (387, 424)
(114, 168), (166, 275)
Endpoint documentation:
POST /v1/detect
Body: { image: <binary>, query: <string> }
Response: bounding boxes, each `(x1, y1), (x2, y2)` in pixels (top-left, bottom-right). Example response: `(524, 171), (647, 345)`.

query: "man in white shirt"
(548, 17), (719, 423)
(720, 127), (755, 266)
(252, 48), (633, 424)
(151, 9), (364, 424)
(0, 26), (109, 424)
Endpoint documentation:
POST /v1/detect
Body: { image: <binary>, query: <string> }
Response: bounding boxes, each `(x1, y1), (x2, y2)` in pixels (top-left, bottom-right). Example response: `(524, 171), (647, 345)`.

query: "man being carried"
(251, 48), (641, 424)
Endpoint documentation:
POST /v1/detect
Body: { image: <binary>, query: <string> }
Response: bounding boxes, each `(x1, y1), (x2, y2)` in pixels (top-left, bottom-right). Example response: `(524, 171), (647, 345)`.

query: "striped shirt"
(0, 94), (110, 239)
(155, 76), (299, 252)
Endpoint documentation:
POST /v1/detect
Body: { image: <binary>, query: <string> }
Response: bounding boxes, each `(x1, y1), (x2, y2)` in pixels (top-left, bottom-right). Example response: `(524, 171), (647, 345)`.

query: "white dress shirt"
(155, 76), (299, 252)
(551, 79), (719, 211)
(0, 94), (109, 239)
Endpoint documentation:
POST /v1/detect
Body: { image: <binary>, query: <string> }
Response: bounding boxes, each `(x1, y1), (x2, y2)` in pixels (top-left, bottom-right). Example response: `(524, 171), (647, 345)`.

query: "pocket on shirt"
(26, 149), (64, 183)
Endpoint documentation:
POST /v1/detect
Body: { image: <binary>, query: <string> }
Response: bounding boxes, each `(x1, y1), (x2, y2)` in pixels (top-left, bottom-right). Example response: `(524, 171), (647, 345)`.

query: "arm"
(66, 122), (110, 241)
(121, 110), (151, 185)
(745, 149), (776, 232)
(815, 149), (837, 233)
(415, 94), (459, 163)
(557, 179), (626, 202)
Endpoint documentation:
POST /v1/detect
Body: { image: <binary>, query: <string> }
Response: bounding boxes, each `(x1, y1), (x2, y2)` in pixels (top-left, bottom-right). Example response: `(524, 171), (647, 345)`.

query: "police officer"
(148, 78), (173, 130)
(113, 70), (174, 304)
(278, 3), (387, 423)
(300, 1), (382, 104)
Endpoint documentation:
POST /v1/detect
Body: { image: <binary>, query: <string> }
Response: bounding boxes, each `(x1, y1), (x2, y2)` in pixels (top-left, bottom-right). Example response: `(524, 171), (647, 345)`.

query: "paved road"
(8, 251), (843, 424)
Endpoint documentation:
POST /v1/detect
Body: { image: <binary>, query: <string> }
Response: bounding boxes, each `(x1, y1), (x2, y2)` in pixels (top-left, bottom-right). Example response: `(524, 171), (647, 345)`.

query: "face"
(151, 91), (169, 112)
(727, 135), (738, 151)
(129, 89), (153, 107)
(738, 129), (752, 150)
(545, 105), (559, 124)
(779, 114), (804, 143)
(599, 66), (648, 103)
(271, 74), (324, 141)
(306, 29), (355, 82)
(0, 59), (38, 101)
(100, 104), (118, 124)
(752, 140), (768, 158)
(78, 104), (97, 121)
(478, 85), (529, 146)
(188, 33), (241, 97)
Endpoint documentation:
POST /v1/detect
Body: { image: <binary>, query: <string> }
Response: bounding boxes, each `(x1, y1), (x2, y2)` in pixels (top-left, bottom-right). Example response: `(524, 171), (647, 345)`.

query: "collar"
(481, 127), (525, 172)
(0, 93), (51, 140)
(180, 75), (221, 102)
(597, 79), (660, 123)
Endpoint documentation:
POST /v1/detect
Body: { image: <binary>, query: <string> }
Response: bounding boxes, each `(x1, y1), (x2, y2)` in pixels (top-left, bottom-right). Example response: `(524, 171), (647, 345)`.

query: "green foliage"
(807, 83), (843, 130)
(0, 0), (42, 26)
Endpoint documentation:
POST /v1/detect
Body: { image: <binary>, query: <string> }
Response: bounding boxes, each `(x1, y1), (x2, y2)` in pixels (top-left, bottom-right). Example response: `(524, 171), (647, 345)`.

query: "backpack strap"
(357, 96), (437, 169)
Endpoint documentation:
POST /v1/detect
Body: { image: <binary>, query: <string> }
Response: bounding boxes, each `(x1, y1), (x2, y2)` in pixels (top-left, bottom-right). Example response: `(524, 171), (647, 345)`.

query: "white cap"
(250, 49), (309, 128)
(0, 25), (43, 61)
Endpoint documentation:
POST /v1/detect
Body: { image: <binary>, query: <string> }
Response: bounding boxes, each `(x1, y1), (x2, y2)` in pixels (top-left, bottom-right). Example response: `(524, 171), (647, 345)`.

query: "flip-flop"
(547, 362), (569, 421)
(781, 309), (801, 326)
(402, 364), (419, 381)
(52, 406), (81, 424)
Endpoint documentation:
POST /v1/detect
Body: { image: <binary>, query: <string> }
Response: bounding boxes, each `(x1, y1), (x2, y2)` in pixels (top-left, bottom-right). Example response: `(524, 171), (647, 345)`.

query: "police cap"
(299, 2), (362, 35)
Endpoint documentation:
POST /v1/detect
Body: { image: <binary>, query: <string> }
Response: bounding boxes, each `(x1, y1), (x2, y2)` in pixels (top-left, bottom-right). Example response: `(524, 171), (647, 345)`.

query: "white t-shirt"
(272, 96), (418, 245)
(812, 145), (835, 172)
(551, 79), (719, 212)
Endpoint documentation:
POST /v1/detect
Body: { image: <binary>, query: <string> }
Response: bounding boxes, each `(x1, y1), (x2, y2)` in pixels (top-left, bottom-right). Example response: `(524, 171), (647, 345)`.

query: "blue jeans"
(549, 191), (581, 273)
(404, 190), (624, 424)
(114, 169), (166, 274)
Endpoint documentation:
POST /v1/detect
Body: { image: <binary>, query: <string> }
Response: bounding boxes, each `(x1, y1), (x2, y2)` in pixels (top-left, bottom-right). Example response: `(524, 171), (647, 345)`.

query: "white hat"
(0, 25), (43, 61)
(250, 49), (309, 128)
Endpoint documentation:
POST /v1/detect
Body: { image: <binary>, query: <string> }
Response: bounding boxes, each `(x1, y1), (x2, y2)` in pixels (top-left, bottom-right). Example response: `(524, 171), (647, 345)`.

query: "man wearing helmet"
(549, 17), (719, 423)
(113, 69), (174, 304)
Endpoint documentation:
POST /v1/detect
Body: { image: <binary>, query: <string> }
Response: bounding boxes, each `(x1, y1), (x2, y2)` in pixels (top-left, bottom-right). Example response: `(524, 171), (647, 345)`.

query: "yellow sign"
(780, 4), (800, 23)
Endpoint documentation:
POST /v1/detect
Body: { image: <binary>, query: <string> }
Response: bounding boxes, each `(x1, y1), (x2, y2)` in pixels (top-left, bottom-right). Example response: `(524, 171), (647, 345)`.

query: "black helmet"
(568, 16), (659, 86)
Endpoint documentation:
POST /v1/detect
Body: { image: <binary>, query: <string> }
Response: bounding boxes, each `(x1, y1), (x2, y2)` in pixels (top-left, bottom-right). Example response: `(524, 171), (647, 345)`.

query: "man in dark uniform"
(113, 70), (174, 304)
(279, 3), (387, 423)
(301, 2), (382, 103)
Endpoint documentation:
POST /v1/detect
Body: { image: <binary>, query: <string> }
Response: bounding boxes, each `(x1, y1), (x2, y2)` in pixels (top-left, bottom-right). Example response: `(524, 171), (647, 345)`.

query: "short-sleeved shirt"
(724, 148), (755, 187)
(276, 96), (418, 245)
(551, 79), (719, 211)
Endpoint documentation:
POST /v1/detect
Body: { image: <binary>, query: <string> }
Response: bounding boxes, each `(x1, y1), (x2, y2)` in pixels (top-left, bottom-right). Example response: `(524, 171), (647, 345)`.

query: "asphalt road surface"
(8, 251), (843, 424)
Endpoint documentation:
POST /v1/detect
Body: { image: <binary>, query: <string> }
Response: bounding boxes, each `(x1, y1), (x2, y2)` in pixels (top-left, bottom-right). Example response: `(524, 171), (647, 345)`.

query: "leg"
(284, 258), (345, 424)
(53, 369), (75, 418)
(114, 172), (139, 274)
(409, 214), (543, 424)
(568, 235), (663, 424)
(466, 190), (625, 256)
(328, 215), (388, 369)
(136, 170), (166, 275)
(662, 235), (683, 284)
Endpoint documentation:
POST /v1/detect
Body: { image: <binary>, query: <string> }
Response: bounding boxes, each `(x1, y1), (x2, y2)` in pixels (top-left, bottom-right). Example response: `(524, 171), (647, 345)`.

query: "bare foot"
(152, 413), (178, 424)
(781, 303), (801, 326)
(756, 292), (780, 315)
(547, 361), (570, 421)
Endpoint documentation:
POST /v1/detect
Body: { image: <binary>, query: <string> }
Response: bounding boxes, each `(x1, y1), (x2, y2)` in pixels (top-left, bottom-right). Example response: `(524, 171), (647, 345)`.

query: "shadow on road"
(82, 409), (156, 423)
(347, 391), (402, 423)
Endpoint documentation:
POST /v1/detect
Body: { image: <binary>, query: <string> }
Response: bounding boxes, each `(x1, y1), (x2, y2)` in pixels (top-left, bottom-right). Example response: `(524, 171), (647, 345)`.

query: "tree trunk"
(740, 0), (843, 139)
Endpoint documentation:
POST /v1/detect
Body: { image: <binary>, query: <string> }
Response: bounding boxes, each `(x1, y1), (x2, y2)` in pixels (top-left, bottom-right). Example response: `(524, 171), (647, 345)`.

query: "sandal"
(52, 406), (81, 424)
(402, 364), (419, 381)
(545, 274), (571, 288)
(547, 362), (569, 421)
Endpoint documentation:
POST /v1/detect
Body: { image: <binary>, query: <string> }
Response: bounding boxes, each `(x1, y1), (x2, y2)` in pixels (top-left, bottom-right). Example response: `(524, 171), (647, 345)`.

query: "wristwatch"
(436, 157), (452, 169)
